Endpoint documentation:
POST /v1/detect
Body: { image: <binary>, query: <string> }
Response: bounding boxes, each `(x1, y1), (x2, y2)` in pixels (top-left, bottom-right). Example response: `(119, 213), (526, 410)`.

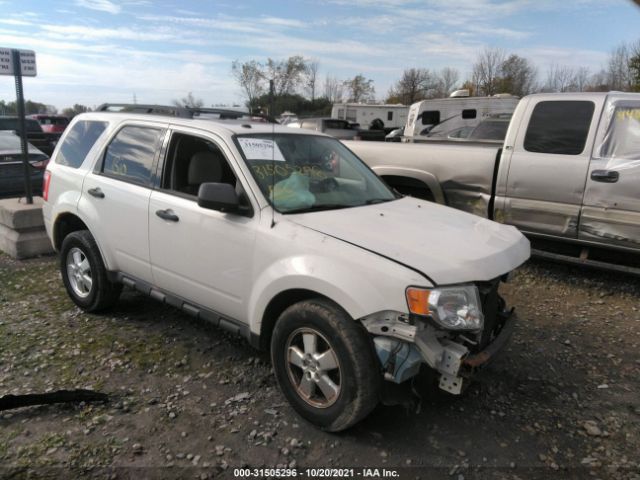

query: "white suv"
(43, 106), (530, 431)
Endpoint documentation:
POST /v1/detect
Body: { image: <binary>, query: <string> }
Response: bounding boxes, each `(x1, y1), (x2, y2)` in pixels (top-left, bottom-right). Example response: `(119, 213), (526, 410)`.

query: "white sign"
(0, 48), (37, 77)
(238, 138), (286, 161)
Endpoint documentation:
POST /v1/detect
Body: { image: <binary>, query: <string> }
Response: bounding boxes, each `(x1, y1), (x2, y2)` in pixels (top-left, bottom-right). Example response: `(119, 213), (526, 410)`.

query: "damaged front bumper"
(362, 305), (516, 395)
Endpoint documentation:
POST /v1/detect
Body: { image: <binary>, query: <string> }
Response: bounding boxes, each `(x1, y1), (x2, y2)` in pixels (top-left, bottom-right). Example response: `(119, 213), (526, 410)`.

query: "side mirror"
(197, 182), (239, 213)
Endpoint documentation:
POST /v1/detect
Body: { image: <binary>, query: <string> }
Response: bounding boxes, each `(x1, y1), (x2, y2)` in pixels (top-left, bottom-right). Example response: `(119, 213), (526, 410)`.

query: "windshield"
(235, 133), (396, 213)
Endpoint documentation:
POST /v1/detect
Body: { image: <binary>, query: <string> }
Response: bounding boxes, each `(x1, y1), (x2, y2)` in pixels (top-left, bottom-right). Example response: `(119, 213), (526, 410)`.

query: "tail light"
(32, 159), (49, 170)
(43, 171), (51, 201)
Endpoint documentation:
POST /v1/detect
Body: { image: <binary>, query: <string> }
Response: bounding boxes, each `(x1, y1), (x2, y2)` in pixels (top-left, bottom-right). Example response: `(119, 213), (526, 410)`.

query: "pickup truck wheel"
(271, 299), (380, 432)
(60, 230), (122, 312)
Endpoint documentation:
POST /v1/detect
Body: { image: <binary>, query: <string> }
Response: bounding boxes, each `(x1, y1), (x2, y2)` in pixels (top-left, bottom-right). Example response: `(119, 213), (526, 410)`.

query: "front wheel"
(60, 230), (122, 312)
(271, 299), (380, 431)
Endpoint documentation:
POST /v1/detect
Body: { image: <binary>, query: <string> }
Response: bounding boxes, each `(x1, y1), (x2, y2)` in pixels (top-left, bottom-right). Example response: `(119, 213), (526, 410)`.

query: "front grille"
(475, 278), (505, 351)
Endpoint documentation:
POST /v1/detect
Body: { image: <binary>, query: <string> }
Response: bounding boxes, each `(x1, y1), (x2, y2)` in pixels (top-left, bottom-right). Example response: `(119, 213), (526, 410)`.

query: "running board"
(113, 272), (251, 340)
(531, 248), (640, 276)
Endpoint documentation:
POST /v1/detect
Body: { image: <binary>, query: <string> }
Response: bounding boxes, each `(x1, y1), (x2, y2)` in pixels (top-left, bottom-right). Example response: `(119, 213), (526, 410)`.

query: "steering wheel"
(311, 177), (339, 193)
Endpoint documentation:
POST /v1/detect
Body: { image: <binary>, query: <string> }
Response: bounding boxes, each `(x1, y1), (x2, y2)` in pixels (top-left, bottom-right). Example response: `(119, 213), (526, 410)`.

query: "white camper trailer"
(331, 103), (409, 131)
(403, 92), (520, 142)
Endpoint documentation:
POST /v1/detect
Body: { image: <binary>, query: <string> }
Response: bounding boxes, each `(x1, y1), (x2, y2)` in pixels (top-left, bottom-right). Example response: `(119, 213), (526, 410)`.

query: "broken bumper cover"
(365, 308), (516, 395)
(461, 312), (516, 372)
(421, 311), (516, 395)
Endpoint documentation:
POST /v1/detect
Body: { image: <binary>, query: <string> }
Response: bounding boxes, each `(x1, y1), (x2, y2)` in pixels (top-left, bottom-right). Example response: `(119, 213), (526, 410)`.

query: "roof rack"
(95, 103), (278, 123)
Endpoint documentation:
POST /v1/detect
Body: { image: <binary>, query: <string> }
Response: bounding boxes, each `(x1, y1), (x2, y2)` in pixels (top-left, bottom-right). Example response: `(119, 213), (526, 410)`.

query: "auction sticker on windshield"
(238, 138), (285, 161)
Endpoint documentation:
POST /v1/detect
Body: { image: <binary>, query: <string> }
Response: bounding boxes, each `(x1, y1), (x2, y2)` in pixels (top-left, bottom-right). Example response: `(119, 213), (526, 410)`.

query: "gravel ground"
(0, 252), (639, 480)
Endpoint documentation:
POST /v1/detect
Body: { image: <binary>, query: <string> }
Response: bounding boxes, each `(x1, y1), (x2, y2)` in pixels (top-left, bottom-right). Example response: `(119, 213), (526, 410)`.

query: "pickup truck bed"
(345, 140), (501, 217)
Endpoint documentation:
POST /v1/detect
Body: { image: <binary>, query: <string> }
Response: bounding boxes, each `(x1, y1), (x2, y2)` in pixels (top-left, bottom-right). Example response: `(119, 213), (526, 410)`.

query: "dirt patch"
(1, 253), (639, 479)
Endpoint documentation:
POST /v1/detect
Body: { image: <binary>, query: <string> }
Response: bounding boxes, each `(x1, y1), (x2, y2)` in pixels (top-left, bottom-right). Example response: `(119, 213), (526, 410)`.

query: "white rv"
(403, 91), (520, 142)
(331, 103), (409, 131)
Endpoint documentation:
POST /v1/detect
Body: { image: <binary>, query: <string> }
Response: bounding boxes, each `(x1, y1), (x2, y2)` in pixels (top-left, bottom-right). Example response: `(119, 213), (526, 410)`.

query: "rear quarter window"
(57, 120), (108, 168)
(524, 101), (595, 155)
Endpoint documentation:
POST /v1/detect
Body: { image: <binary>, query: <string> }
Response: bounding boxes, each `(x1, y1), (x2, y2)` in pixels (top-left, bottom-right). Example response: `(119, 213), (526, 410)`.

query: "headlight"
(406, 285), (484, 331)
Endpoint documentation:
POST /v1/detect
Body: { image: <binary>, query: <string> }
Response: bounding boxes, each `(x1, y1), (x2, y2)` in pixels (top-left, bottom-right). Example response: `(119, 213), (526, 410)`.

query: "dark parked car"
(288, 117), (386, 141)
(287, 117), (360, 140)
(0, 131), (48, 199)
(28, 114), (70, 134)
(385, 127), (405, 142)
(0, 116), (60, 156)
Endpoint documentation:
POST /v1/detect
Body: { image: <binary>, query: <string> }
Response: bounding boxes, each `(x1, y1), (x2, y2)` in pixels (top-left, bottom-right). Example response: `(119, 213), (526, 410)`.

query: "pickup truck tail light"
(43, 171), (51, 201)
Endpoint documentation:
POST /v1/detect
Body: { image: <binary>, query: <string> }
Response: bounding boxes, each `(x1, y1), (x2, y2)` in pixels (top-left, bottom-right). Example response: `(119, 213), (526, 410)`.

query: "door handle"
(590, 170), (619, 183)
(155, 209), (179, 222)
(87, 187), (105, 198)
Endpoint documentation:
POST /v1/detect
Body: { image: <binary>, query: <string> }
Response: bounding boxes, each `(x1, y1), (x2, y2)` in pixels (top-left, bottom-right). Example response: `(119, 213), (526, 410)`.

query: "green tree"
(343, 74), (375, 103)
(172, 92), (204, 108)
(497, 54), (537, 96)
(231, 59), (265, 113)
(386, 68), (436, 104)
(435, 67), (460, 98)
(249, 93), (331, 118)
(264, 55), (308, 96)
(472, 47), (506, 96)
(0, 100), (15, 115)
(0, 99), (55, 115)
(630, 52), (640, 92)
(61, 104), (91, 118)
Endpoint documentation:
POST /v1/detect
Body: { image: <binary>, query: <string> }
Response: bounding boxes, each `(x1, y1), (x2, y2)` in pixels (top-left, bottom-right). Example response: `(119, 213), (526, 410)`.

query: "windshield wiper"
(283, 204), (353, 214)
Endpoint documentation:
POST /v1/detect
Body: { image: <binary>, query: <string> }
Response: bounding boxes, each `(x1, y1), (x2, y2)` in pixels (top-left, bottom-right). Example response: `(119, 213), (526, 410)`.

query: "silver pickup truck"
(346, 92), (640, 274)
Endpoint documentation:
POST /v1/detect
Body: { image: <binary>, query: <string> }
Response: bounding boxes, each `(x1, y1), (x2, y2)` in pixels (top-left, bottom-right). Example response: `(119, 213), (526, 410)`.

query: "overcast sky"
(0, 0), (639, 110)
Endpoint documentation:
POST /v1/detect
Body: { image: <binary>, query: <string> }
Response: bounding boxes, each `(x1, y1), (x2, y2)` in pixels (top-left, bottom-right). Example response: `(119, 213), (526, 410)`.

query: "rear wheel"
(60, 230), (121, 312)
(271, 299), (380, 431)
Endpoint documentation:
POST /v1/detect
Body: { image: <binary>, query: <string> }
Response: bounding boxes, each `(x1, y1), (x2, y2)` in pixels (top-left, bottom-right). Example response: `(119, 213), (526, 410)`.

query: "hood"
(288, 197), (530, 285)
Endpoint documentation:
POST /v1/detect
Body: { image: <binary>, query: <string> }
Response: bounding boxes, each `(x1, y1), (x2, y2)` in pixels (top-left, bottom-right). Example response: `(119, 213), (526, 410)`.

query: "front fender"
(247, 253), (416, 336)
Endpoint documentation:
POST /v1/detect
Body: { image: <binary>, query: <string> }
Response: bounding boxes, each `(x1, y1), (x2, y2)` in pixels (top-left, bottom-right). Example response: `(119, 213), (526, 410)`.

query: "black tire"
(270, 299), (380, 432)
(60, 230), (122, 312)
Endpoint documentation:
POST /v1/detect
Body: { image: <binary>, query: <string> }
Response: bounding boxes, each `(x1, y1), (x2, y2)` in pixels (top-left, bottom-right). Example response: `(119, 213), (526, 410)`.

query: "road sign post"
(1, 48), (37, 204)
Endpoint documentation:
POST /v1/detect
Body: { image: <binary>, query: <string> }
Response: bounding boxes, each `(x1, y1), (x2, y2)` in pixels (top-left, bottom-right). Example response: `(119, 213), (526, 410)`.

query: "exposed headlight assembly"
(406, 285), (484, 331)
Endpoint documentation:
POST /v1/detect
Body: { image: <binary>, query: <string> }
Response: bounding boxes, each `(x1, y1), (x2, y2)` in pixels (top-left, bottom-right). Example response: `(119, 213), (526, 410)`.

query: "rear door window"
(57, 120), (108, 168)
(524, 101), (595, 155)
(101, 126), (164, 186)
(599, 103), (640, 160)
